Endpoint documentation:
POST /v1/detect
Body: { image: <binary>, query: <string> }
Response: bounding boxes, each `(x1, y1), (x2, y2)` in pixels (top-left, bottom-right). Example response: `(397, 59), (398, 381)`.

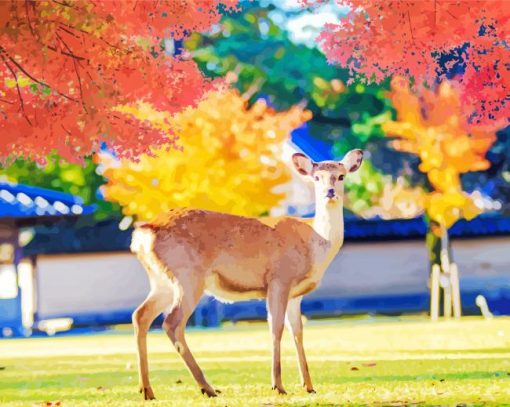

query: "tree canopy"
(308, 0), (509, 126)
(382, 77), (500, 228)
(0, 0), (238, 164)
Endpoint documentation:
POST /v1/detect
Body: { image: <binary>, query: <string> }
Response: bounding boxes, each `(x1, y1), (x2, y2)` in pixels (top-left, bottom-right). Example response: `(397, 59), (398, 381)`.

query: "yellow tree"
(101, 89), (311, 221)
(344, 159), (426, 220)
(382, 76), (500, 279)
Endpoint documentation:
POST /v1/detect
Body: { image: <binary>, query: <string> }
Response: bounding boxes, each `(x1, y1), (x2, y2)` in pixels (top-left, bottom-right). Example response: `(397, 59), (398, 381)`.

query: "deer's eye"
(338, 175), (344, 181)
(314, 176), (319, 181)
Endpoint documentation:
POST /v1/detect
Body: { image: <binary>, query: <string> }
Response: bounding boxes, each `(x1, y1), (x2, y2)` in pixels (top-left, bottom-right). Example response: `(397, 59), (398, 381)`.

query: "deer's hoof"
(307, 388), (316, 394)
(271, 385), (287, 395)
(139, 386), (156, 400)
(201, 387), (218, 398)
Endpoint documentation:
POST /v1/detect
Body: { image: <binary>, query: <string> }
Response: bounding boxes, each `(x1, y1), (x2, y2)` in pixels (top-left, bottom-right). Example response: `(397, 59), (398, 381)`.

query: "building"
(0, 182), (93, 337)
(22, 215), (510, 330)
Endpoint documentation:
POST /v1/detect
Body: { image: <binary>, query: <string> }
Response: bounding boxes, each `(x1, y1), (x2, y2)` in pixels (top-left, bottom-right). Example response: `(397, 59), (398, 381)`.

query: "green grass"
(1, 317), (510, 406)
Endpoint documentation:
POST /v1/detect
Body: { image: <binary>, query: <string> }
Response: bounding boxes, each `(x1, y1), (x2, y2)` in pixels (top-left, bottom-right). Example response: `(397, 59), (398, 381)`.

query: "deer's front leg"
(285, 296), (315, 393)
(266, 282), (290, 395)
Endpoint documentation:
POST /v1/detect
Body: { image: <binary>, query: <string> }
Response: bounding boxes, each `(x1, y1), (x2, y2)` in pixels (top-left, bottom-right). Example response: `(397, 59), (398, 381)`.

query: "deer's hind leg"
(163, 271), (217, 397)
(133, 287), (173, 400)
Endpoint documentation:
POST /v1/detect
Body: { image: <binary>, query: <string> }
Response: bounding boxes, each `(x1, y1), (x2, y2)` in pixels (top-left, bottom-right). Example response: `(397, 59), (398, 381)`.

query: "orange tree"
(0, 0), (238, 164)
(382, 76), (500, 269)
(100, 89), (311, 221)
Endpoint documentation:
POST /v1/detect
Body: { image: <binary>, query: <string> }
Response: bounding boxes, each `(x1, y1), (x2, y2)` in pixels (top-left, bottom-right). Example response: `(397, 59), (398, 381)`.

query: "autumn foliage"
(0, 0), (238, 164)
(345, 160), (425, 220)
(382, 77), (499, 228)
(101, 90), (311, 220)
(310, 0), (509, 125)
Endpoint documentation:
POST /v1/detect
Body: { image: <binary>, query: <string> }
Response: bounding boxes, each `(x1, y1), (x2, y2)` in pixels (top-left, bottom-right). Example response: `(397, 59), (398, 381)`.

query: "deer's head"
(292, 149), (363, 206)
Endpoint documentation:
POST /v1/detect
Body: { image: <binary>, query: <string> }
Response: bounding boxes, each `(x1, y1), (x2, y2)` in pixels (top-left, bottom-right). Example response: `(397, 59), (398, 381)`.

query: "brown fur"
(140, 209), (328, 299)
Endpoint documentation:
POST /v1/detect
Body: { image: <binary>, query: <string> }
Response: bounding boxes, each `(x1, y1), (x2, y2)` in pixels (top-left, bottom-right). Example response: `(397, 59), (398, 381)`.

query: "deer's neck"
(312, 198), (344, 247)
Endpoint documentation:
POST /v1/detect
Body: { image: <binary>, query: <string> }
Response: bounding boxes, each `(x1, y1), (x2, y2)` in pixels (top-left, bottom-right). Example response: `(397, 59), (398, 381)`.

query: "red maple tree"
(308, 0), (509, 126)
(0, 0), (238, 164)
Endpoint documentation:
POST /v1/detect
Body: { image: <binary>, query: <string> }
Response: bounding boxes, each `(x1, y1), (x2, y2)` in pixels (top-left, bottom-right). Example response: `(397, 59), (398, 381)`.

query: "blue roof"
(291, 124), (334, 161)
(0, 182), (95, 219)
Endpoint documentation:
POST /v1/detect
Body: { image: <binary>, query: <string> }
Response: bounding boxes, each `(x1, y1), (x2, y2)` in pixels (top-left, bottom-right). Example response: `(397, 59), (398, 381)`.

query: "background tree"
(0, 0), (238, 164)
(101, 89), (311, 221)
(187, 2), (411, 217)
(186, 3), (391, 150)
(382, 77), (501, 268)
(308, 0), (509, 126)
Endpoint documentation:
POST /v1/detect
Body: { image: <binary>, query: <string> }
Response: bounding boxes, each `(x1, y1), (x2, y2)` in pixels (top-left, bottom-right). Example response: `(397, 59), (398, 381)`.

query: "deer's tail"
(130, 225), (156, 254)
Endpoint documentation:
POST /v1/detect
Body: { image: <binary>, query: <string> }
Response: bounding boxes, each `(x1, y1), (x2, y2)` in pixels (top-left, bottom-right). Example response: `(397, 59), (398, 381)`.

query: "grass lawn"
(1, 317), (510, 406)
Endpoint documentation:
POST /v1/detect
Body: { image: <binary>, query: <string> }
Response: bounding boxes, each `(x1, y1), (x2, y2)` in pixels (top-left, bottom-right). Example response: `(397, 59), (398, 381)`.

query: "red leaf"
(0, 1), (240, 163)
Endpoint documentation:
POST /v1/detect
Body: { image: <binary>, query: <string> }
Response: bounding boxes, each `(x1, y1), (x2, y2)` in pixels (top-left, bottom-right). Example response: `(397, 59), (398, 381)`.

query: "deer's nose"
(326, 188), (335, 198)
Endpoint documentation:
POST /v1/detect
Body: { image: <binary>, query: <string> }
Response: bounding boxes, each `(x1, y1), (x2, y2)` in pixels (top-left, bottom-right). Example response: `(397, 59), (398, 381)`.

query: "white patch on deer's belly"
(204, 273), (265, 303)
(290, 276), (318, 298)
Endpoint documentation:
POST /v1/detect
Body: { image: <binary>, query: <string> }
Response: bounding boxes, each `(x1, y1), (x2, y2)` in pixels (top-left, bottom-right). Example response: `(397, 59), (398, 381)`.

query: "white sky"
(260, 0), (349, 47)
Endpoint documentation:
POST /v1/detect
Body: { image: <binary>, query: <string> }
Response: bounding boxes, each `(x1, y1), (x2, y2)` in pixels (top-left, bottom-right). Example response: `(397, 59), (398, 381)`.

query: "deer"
(130, 148), (363, 400)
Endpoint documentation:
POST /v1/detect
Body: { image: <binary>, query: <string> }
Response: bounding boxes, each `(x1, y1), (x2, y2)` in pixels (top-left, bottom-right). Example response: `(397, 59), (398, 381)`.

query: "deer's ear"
(292, 153), (314, 177)
(340, 149), (363, 173)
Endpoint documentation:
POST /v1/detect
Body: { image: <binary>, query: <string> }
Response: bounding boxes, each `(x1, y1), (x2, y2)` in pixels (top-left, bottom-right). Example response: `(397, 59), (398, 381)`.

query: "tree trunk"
(426, 219), (442, 275)
(426, 219), (453, 273)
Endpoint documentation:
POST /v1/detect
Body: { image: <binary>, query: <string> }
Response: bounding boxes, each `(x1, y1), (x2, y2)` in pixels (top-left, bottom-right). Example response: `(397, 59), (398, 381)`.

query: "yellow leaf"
(102, 90), (311, 220)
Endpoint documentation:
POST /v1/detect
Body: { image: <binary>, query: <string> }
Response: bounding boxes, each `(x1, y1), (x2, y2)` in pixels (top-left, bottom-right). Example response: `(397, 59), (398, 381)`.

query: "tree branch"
(52, 0), (73, 8)
(58, 25), (81, 39)
(0, 47), (78, 103)
(24, 0), (37, 39)
(56, 31), (87, 112)
(1, 54), (32, 125)
(313, 114), (351, 127)
(46, 45), (87, 61)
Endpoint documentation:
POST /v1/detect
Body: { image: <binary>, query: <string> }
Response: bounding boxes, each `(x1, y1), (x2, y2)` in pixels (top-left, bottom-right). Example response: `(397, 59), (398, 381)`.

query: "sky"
(261, 0), (349, 47)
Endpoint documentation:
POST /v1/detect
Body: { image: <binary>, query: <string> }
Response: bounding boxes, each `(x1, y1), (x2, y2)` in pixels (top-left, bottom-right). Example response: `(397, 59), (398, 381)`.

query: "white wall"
(34, 237), (510, 318)
(36, 252), (149, 319)
(315, 240), (429, 298)
(316, 236), (510, 299)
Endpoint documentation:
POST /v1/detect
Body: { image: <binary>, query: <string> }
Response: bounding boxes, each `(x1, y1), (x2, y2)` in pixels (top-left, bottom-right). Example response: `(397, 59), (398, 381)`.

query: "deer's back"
(134, 209), (323, 300)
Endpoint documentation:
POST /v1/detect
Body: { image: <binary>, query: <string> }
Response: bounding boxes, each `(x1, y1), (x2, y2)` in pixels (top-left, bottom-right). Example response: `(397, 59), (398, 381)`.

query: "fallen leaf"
(176, 379), (183, 384)
(351, 367), (359, 371)
(96, 386), (108, 392)
(362, 362), (377, 367)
